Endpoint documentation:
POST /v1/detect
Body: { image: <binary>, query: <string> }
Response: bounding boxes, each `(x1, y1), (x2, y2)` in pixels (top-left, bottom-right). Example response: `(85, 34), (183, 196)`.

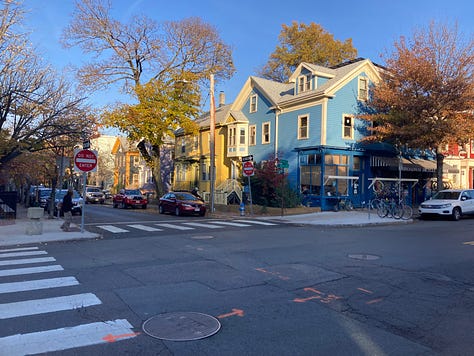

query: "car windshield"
(87, 187), (101, 192)
(432, 191), (461, 200)
(55, 190), (81, 199)
(125, 189), (141, 195)
(175, 192), (198, 201)
(39, 189), (52, 197)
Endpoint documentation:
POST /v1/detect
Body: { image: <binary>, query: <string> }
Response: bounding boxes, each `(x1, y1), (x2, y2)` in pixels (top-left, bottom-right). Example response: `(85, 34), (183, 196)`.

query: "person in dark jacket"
(60, 188), (74, 232)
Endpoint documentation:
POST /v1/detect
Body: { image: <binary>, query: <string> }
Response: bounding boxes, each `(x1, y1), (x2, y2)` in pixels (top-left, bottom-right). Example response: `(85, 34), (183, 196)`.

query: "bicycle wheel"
(392, 204), (403, 219)
(344, 199), (353, 211)
(370, 199), (381, 210)
(401, 205), (413, 220)
(377, 203), (389, 218)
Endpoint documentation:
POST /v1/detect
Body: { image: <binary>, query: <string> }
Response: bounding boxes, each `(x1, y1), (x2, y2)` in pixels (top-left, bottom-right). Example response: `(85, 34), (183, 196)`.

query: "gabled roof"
(175, 103), (234, 136)
(111, 137), (138, 154)
(232, 58), (382, 111)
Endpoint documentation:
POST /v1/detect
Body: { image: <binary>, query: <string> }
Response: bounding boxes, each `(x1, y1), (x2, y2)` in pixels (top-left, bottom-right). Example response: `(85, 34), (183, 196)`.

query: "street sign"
(83, 140), (90, 149)
(242, 160), (255, 176)
(242, 155), (253, 162)
(74, 149), (98, 172)
(277, 159), (289, 168)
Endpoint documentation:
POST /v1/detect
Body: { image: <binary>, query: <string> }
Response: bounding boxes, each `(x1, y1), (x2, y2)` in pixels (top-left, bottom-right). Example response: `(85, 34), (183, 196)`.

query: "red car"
(113, 189), (148, 209)
(159, 191), (206, 216)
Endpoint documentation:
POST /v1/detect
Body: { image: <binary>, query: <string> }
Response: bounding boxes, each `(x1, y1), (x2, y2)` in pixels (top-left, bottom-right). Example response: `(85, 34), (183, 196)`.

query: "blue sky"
(23, 0), (473, 109)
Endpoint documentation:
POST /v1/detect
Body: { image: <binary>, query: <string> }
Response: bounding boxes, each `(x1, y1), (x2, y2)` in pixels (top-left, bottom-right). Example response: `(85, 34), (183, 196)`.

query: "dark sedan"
(159, 191), (206, 216)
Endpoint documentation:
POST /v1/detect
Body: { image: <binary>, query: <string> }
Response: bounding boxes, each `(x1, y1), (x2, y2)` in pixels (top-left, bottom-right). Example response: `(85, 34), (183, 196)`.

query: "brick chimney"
(218, 91), (225, 107)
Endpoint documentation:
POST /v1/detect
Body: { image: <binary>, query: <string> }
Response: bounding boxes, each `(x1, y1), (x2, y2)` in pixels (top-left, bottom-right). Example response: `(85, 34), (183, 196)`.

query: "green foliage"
(258, 21), (358, 82)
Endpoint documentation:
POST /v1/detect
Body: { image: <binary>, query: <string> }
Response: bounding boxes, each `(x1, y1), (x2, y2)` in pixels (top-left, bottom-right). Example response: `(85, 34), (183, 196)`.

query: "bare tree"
(0, 1), (95, 172)
(62, 0), (235, 196)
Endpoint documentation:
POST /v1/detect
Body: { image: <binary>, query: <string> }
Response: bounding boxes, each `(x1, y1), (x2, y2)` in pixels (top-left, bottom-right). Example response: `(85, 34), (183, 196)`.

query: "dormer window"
(298, 74), (312, 93)
(250, 94), (258, 113)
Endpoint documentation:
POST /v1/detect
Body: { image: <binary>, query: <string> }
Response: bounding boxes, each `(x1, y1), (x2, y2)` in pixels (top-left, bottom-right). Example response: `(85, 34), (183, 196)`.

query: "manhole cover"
(190, 235), (215, 240)
(142, 312), (221, 341)
(348, 254), (380, 261)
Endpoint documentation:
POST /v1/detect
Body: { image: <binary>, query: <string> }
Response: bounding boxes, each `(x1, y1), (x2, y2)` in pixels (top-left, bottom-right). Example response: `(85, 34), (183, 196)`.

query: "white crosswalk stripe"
(155, 223), (194, 230)
(0, 250), (48, 258)
(183, 222), (224, 229)
(0, 276), (79, 294)
(0, 293), (102, 319)
(0, 256), (56, 266)
(207, 221), (252, 227)
(234, 219), (278, 225)
(97, 225), (129, 233)
(0, 248), (138, 354)
(0, 319), (136, 355)
(127, 224), (163, 232)
(0, 265), (63, 277)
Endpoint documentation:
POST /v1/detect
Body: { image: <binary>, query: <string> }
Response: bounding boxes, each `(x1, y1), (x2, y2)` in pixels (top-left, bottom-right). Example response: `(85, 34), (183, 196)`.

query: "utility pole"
(209, 74), (216, 213)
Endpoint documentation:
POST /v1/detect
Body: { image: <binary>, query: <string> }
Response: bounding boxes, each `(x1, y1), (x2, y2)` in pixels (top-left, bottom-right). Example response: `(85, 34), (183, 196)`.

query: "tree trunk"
(435, 148), (444, 192)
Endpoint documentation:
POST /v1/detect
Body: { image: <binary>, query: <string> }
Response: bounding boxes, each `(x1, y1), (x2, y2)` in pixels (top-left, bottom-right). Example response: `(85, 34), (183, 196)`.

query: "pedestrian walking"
(60, 188), (74, 232)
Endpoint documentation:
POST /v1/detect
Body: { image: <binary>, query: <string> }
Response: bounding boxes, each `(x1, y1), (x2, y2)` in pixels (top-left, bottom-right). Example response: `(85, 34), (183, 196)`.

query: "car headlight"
(439, 203), (452, 208)
(182, 203), (192, 208)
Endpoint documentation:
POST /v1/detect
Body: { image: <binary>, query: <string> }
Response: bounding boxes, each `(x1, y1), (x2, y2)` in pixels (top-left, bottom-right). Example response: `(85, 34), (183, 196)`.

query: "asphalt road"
(1, 206), (474, 355)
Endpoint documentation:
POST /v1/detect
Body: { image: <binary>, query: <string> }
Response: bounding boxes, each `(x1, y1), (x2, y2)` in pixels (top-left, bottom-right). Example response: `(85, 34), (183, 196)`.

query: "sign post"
(74, 149), (98, 233)
(242, 155), (254, 215)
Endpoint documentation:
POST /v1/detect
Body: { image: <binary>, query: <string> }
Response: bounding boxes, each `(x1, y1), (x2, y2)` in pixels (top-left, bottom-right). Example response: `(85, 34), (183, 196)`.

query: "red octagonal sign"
(74, 149), (97, 172)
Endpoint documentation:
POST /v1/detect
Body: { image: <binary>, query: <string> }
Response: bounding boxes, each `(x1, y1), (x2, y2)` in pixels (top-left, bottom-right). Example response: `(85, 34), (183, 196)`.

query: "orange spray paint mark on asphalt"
(366, 298), (384, 305)
(255, 267), (290, 280)
(217, 308), (244, 319)
(293, 288), (342, 304)
(357, 287), (373, 294)
(102, 332), (141, 343)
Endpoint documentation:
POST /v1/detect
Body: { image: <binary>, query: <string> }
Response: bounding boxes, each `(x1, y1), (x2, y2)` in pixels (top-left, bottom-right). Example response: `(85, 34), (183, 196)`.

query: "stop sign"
(74, 149), (97, 172)
(243, 161), (254, 176)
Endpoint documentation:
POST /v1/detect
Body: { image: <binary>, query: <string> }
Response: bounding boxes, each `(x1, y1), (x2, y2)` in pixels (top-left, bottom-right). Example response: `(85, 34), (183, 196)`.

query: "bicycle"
(334, 196), (353, 211)
(377, 198), (403, 219)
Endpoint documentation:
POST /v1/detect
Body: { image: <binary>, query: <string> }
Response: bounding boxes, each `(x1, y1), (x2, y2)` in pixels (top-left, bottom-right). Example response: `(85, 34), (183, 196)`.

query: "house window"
(298, 74), (312, 93)
(250, 95), (257, 113)
(249, 125), (256, 145)
(262, 122), (270, 144)
(298, 115), (309, 139)
(358, 77), (368, 101)
(240, 128), (246, 145)
(343, 116), (353, 139)
(229, 127), (236, 146)
(193, 136), (198, 150)
(201, 162), (209, 181)
(181, 138), (186, 153)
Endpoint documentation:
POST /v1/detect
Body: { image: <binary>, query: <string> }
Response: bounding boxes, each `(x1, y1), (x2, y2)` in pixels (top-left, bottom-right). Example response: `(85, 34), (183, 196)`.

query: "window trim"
(250, 94), (258, 113)
(262, 122), (271, 144)
(358, 77), (368, 101)
(297, 74), (312, 93)
(249, 125), (256, 146)
(298, 114), (309, 140)
(342, 115), (354, 140)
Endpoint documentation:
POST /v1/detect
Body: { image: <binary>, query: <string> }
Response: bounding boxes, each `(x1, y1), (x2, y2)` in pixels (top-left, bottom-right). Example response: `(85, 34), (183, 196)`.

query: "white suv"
(419, 189), (474, 221)
(85, 186), (105, 204)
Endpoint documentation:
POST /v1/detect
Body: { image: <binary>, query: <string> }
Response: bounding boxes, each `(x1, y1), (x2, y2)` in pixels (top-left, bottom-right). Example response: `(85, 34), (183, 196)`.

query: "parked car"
(113, 189), (148, 209)
(103, 189), (112, 199)
(418, 189), (474, 221)
(37, 188), (52, 208)
(159, 191), (206, 216)
(85, 186), (105, 204)
(46, 189), (83, 216)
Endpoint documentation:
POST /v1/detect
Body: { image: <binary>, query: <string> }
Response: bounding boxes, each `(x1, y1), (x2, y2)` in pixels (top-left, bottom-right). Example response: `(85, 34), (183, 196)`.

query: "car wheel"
(199, 210), (205, 217)
(175, 207), (180, 216)
(158, 205), (164, 214)
(113, 202), (118, 208)
(121, 202), (127, 209)
(452, 207), (461, 221)
(142, 204), (147, 209)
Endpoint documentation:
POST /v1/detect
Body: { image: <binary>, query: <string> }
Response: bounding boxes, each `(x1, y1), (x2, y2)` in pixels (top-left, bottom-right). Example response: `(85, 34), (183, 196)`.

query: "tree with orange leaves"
(360, 21), (474, 190)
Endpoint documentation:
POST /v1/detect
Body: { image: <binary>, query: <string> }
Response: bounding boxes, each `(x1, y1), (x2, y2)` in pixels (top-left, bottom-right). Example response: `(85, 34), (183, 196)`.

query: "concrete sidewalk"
(0, 206), (412, 247)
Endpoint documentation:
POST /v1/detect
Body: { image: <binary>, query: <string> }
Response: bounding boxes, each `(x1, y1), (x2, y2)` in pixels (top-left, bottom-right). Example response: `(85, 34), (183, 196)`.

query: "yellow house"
(111, 137), (152, 192)
(174, 95), (244, 204)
